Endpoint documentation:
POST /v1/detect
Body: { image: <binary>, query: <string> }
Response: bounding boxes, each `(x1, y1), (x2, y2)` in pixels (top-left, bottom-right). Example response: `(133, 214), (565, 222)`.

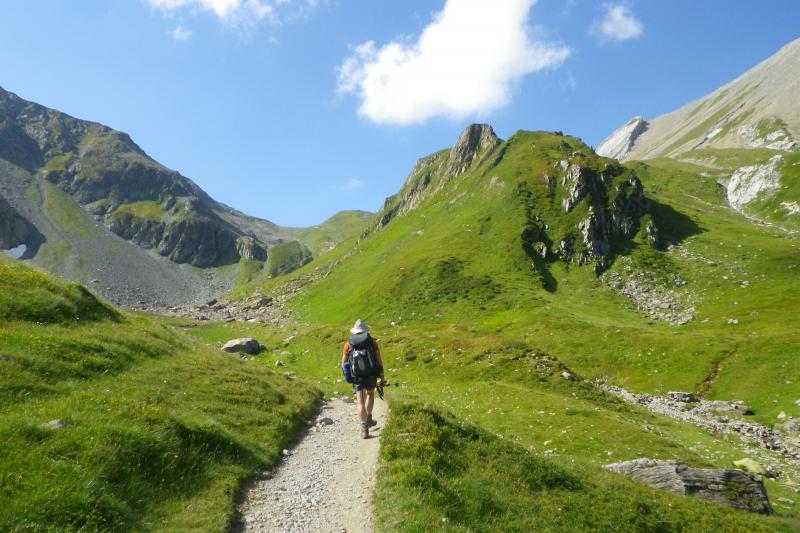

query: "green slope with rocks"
(0, 256), (320, 530)
(217, 121), (800, 527)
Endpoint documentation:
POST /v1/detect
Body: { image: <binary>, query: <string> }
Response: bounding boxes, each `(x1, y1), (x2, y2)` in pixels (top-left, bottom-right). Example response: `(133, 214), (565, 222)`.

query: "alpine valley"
(2, 36), (800, 533)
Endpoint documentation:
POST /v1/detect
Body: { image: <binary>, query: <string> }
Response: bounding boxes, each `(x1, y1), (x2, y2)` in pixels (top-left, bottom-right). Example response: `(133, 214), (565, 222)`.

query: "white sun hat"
(350, 319), (369, 335)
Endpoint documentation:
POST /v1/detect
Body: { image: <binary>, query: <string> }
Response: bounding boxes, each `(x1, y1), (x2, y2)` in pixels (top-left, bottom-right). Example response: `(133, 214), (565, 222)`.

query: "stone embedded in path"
(221, 337), (263, 354)
(605, 458), (772, 514)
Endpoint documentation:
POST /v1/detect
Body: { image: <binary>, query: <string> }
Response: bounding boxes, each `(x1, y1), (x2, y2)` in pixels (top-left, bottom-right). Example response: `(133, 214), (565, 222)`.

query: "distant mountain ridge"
(598, 38), (800, 162)
(0, 85), (280, 267)
(0, 86), (372, 307)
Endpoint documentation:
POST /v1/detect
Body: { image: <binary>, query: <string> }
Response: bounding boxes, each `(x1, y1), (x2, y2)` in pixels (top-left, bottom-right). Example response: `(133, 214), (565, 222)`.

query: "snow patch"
(727, 155), (783, 210)
(2, 244), (27, 259)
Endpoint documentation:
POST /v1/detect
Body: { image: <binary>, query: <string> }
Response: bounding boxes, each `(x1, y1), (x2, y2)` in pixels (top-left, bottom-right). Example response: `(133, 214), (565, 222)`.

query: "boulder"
(221, 338), (263, 354)
(605, 458), (771, 514)
(706, 400), (752, 416)
(778, 418), (800, 436)
(667, 391), (695, 403)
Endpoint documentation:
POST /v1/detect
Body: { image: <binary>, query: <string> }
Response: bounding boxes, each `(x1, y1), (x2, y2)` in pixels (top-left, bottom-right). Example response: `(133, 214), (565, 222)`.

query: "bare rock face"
(236, 236), (267, 261)
(444, 124), (501, 177)
(377, 124), (501, 229)
(596, 117), (649, 160)
(605, 458), (772, 514)
(0, 193), (31, 250)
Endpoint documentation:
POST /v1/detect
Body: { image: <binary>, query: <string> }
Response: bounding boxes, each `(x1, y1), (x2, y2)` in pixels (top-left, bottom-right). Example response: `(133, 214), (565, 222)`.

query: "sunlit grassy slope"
(0, 256), (320, 531)
(219, 129), (800, 527)
(239, 130), (800, 424)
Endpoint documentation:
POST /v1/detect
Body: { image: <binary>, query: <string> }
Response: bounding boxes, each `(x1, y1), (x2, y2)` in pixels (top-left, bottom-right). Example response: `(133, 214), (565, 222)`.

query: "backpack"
(348, 337), (380, 379)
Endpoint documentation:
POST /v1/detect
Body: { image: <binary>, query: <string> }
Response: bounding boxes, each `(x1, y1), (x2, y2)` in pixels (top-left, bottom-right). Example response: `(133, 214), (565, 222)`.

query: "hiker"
(341, 319), (385, 439)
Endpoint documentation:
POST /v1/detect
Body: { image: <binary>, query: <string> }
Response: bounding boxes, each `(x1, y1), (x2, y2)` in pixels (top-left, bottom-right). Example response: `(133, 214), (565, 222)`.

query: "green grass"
(0, 258), (321, 531)
(211, 129), (800, 527)
(44, 151), (74, 173)
(293, 210), (373, 257)
(376, 400), (793, 532)
(265, 239), (312, 278)
(111, 200), (165, 223)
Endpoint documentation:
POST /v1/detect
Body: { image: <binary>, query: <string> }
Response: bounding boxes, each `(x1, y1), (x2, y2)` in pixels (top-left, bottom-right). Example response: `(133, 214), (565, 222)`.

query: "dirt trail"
(235, 396), (388, 533)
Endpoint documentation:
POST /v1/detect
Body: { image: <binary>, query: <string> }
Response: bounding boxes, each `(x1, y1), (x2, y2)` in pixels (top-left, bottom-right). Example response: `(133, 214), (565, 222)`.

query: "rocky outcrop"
(605, 458), (772, 514)
(377, 124), (501, 229)
(553, 157), (653, 272)
(236, 236), (268, 261)
(726, 155), (784, 211)
(444, 124), (501, 176)
(596, 117), (649, 160)
(0, 193), (31, 251)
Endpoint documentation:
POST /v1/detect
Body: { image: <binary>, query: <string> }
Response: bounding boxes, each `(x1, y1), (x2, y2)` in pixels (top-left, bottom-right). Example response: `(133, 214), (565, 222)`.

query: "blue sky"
(1, 1), (798, 226)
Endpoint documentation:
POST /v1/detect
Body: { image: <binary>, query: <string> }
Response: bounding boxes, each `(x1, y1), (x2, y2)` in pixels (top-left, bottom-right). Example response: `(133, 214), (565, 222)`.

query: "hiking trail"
(234, 396), (388, 532)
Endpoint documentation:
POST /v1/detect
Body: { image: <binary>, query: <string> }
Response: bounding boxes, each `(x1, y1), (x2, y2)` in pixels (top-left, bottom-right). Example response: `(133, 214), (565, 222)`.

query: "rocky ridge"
(0, 85), (272, 267)
(598, 38), (800, 161)
(596, 117), (649, 160)
(377, 124), (501, 228)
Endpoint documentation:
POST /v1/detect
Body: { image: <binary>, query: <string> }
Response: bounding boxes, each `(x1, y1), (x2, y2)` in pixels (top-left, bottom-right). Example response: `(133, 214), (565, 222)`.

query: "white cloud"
(336, 0), (570, 125)
(172, 25), (193, 41)
(148, 0), (274, 24)
(592, 3), (643, 41)
(343, 178), (364, 191)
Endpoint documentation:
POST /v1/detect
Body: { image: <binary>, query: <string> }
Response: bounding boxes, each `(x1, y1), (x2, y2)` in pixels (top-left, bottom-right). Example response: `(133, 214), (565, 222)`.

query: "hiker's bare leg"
(366, 389), (375, 417)
(355, 388), (368, 422)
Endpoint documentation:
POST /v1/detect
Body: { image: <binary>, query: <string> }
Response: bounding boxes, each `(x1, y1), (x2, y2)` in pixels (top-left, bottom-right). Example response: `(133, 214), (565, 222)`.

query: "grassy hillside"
(0, 257), (320, 531)
(292, 210), (373, 257)
(234, 130), (800, 424)
(215, 128), (800, 526)
(376, 400), (793, 532)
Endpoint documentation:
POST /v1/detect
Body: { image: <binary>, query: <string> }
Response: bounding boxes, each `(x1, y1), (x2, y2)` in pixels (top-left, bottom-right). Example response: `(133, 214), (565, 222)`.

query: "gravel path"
(236, 397), (388, 533)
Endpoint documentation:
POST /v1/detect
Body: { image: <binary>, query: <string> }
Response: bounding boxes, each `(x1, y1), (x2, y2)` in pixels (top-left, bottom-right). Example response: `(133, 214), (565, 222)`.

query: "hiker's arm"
(341, 343), (350, 368)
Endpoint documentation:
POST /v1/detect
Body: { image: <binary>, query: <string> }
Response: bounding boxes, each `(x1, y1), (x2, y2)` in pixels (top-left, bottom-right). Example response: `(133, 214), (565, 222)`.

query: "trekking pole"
(377, 381), (390, 400)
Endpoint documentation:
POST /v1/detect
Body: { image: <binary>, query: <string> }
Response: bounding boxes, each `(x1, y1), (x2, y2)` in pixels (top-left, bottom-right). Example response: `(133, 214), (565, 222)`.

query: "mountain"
(0, 86), (370, 307)
(243, 124), (678, 322)
(598, 38), (800, 229)
(228, 121), (800, 528)
(598, 38), (800, 161)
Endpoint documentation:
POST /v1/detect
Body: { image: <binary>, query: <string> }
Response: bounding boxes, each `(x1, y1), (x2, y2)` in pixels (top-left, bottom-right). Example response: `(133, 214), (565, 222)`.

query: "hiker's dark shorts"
(353, 375), (377, 393)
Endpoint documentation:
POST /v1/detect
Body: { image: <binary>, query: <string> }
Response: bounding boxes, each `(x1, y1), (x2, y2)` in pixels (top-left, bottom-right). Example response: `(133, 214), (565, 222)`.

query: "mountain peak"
(596, 117), (649, 160)
(602, 37), (800, 161)
(445, 124), (501, 176)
